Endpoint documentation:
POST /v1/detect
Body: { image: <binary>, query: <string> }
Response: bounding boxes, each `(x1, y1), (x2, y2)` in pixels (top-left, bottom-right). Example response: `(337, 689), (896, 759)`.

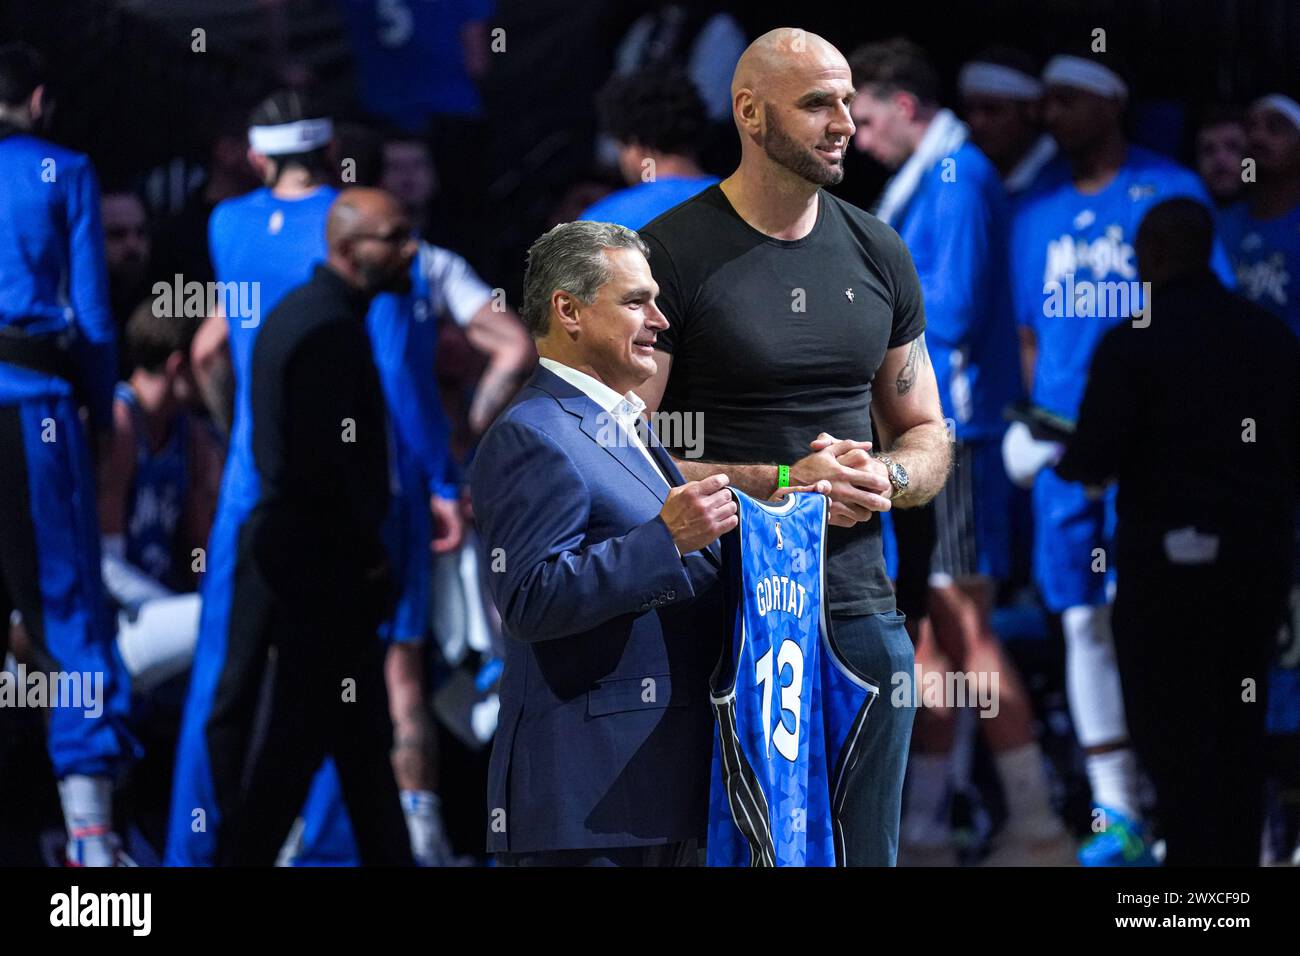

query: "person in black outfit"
(1057, 197), (1300, 866)
(210, 188), (418, 865)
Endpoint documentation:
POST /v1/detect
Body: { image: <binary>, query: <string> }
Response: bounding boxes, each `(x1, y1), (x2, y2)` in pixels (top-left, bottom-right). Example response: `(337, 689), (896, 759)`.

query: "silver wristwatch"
(874, 454), (910, 496)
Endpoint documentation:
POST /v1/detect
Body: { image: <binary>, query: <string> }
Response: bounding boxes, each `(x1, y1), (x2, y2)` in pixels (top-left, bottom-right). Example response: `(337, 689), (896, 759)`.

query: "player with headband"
(958, 46), (1057, 195)
(1216, 93), (1300, 339)
(1006, 48), (1235, 866)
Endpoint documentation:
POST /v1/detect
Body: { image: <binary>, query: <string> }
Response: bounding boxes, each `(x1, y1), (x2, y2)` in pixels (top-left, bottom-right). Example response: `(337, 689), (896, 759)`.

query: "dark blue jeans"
(831, 610), (917, 866)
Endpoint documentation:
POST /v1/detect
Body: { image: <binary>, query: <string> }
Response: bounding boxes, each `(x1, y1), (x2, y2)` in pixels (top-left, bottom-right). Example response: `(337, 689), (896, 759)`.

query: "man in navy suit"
(470, 220), (743, 866)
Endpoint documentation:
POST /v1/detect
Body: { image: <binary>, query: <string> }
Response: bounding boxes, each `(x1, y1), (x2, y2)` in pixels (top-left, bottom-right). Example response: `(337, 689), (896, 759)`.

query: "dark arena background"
(0, 0), (1297, 942)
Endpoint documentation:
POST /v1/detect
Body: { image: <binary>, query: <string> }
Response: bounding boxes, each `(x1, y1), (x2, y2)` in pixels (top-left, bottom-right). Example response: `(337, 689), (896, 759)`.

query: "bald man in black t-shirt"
(635, 28), (950, 866)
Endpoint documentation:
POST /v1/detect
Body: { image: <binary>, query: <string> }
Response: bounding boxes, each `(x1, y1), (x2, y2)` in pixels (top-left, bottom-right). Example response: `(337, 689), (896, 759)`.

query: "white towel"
(873, 108), (970, 227)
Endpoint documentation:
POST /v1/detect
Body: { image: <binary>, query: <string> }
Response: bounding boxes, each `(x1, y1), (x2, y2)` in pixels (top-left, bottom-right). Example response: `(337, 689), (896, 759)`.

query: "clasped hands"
(788, 432), (893, 528)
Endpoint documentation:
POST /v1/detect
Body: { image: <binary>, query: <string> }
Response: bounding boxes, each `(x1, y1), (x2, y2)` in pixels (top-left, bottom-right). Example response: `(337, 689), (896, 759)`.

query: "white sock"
(995, 743), (1064, 840)
(400, 789), (450, 866)
(1062, 604), (1129, 746)
(902, 753), (951, 846)
(1085, 748), (1142, 822)
(59, 775), (116, 866)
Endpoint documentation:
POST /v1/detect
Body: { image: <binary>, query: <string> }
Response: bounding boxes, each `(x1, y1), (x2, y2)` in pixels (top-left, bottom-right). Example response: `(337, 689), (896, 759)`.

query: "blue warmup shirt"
(579, 176), (721, 231)
(1009, 146), (1235, 421)
(115, 383), (190, 590)
(368, 257), (458, 500)
(892, 141), (1021, 441)
(0, 127), (137, 780)
(0, 128), (115, 428)
(169, 185), (340, 863)
(207, 185), (338, 509)
(1217, 201), (1300, 340)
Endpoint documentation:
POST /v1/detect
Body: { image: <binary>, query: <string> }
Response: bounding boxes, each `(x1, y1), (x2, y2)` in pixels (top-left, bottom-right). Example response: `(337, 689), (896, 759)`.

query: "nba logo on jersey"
(707, 490), (879, 866)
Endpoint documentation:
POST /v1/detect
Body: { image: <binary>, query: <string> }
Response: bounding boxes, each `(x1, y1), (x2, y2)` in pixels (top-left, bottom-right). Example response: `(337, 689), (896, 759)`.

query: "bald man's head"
(729, 28), (855, 187)
(326, 187), (402, 249)
(732, 28), (846, 101)
(326, 187), (416, 294)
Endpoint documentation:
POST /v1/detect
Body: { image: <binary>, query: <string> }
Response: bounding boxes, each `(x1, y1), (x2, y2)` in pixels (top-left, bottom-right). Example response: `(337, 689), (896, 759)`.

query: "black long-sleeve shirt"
(1057, 270), (1300, 533)
(247, 263), (391, 608)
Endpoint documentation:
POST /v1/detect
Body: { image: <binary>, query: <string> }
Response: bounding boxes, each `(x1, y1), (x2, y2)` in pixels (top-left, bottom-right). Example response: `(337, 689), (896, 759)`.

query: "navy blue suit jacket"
(471, 365), (723, 852)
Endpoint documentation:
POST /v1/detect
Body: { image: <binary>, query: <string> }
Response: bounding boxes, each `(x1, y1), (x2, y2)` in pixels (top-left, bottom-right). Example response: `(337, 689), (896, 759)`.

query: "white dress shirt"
(538, 357), (672, 490)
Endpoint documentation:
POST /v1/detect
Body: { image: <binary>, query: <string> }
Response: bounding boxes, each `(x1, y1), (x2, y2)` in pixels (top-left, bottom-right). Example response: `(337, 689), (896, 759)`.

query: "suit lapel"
(532, 364), (721, 567)
(577, 402), (669, 504)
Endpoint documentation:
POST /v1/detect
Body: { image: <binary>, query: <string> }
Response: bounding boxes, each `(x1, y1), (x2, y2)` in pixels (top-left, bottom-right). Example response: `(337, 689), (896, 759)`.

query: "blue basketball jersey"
(707, 490), (878, 866)
(115, 382), (189, 590)
(208, 185), (337, 511)
(1216, 201), (1300, 340)
(1009, 147), (1233, 421)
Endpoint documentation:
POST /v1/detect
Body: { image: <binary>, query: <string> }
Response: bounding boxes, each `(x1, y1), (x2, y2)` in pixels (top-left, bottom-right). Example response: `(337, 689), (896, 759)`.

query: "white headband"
(1251, 93), (1300, 132)
(959, 62), (1043, 100)
(1042, 55), (1127, 100)
(248, 118), (334, 156)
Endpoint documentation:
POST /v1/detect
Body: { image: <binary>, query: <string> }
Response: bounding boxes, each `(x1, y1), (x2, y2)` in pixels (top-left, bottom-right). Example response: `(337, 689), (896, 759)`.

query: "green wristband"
(777, 464), (791, 489)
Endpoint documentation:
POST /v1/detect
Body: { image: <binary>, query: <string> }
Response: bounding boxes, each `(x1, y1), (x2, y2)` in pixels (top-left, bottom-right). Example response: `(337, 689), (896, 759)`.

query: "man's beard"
(763, 103), (844, 186)
(360, 260), (412, 294)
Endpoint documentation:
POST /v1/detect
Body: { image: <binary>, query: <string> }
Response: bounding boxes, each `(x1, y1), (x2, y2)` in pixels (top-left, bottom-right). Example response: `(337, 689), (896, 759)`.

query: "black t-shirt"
(640, 184), (926, 616)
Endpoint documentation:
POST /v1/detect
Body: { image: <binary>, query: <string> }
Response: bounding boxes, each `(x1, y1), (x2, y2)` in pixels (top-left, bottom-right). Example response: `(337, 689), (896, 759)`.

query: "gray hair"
(520, 220), (650, 337)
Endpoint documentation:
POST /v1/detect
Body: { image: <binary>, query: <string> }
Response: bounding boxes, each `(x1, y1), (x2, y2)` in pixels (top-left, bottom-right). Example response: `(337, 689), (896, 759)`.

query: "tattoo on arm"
(897, 335), (926, 396)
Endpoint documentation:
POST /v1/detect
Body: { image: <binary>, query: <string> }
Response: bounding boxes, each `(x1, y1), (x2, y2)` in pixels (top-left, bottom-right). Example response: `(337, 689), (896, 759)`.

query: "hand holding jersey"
(660, 473), (833, 563)
(660, 473), (738, 554)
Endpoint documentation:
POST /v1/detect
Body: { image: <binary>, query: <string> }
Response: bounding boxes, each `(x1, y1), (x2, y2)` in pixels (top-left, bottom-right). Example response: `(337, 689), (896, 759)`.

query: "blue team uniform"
(1216, 201), (1300, 340)
(890, 140), (1022, 580)
(708, 490), (878, 866)
(166, 186), (336, 864)
(370, 263), (459, 641)
(579, 176), (720, 231)
(893, 141), (1021, 444)
(0, 127), (135, 779)
(115, 383), (190, 591)
(1008, 147), (1234, 610)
